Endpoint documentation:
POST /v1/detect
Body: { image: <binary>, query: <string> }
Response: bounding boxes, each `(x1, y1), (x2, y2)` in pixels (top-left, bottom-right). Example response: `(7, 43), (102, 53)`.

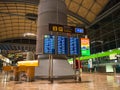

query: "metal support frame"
(87, 2), (120, 28)
(49, 55), (53, 83)
(0, 43), (35, 51)
(0, 0), (39, 5)
(73, 55), (81, 82)
(0, 12), (37, 20)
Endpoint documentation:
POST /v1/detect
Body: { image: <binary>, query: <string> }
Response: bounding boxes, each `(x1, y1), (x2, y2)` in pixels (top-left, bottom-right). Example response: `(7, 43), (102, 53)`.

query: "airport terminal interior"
(0, 0), (120, 90)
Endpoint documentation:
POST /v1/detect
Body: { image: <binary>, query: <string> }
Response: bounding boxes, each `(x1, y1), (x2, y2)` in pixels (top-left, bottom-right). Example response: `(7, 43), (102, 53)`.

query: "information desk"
(12, 66), (35, 81)
(13, 60), (39, 81)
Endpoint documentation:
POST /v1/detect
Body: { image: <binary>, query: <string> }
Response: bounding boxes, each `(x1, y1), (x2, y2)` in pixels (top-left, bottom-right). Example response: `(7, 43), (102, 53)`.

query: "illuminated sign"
(75, 28), (84, 34)
(88, 59), (92, 68)
(49, 24), (85, 34)
(81, 38), (90, 56)
(69, 37), (80, 55)
(43, 35), (55, 54)
(57, 36), (68, 54)
(109, 54), (117, 60)
(49, 24), (64, 32)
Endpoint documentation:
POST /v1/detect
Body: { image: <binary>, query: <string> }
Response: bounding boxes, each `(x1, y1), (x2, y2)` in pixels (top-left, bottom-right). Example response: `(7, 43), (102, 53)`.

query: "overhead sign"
(75, 27), (84, 34)
(43, 35), (55, 54)
(88, 59), (92, 68)
(49, 24), (64, 32)
(57, 36), (68, 54)
(81, 38), (90, 56)
(49, 24), (85, 34)
(69, 37), (80, 55)
(63, 25), (74, 33)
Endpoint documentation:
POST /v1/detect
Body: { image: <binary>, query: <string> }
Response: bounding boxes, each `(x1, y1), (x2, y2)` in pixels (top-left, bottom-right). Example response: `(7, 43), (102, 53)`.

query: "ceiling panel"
(69, 2), (79, 13)
(0, 0), (109, 42)
(77, 7), (88, 18)
(82, 0), (94, 9)
(73, 0), (83, 4)
(86, 12), (96, 22)
(96, 0), (109, 6)
(91, 3), (102, 15)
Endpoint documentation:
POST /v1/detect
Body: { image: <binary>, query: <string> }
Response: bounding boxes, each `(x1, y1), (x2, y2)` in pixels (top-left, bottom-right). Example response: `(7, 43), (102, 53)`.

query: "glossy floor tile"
(0, 73), (120, 90)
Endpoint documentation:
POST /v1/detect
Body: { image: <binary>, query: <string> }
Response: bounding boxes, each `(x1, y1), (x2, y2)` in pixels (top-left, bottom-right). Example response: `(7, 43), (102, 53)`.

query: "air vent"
(25, 13), (38, 21)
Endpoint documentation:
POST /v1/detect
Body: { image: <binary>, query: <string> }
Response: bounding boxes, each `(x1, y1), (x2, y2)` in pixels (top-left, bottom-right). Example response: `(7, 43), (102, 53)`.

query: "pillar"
(36, 0), (67, 55)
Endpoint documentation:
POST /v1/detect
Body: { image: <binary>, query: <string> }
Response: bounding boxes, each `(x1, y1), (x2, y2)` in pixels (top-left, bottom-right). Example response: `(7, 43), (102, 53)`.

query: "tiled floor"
(0, 73), (120, 90)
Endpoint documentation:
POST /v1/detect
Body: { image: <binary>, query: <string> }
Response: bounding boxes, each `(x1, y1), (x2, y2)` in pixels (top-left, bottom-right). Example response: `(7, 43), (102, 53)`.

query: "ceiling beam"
(0, 0), (39, 5)
(0, 12), (37, 20)
(87, 2), (120, 28)
(0, 11), (91, 26)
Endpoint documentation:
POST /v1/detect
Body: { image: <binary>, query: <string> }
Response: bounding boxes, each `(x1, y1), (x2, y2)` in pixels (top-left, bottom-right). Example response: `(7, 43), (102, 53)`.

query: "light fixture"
(91, 40), (103, 44)
(101, 51), (104, 53)
(109, 50), (112, 52)
(23, 33), (36, 37)
(115, 60), (117, 63)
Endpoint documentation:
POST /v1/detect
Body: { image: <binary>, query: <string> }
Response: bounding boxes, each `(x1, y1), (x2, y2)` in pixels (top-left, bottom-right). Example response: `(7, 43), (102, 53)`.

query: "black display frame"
(57, 35), (68, 55)
(69, 36), (80, 56)
(43, 34), (55, 54)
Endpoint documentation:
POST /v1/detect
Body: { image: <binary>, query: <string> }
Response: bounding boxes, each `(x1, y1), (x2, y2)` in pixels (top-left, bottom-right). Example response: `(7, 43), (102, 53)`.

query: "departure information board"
(57, 36), (68, 54)
(43, 35), (55, 54)
(69, 37), (79, 55)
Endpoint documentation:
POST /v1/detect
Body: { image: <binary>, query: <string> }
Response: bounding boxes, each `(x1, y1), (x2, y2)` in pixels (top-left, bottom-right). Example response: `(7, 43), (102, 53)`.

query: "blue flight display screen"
(69, 37), (79, 55)
(57, 36), (68, 54)
(75, 28), (84, 34)
(44, 35), (55, 54)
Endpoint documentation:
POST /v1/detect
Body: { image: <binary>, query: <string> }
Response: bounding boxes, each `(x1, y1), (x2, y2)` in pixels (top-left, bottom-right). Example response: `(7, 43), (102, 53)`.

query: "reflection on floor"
(0, 73), (120, 90)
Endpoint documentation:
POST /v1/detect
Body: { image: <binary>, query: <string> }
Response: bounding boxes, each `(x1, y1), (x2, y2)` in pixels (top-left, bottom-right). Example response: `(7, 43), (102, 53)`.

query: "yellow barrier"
(2, 66), (12, 71)
(17, 60), (39, 66)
